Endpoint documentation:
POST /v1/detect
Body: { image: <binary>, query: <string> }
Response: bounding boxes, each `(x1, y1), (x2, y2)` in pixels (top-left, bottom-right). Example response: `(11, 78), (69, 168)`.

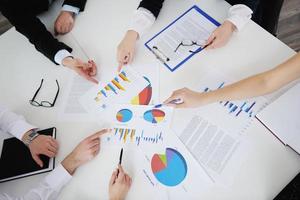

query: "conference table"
(0, 0), (300, 199)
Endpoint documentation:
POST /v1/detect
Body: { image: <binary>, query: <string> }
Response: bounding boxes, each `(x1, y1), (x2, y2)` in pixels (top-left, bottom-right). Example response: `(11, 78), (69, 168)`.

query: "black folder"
(0, 127), (56, 183)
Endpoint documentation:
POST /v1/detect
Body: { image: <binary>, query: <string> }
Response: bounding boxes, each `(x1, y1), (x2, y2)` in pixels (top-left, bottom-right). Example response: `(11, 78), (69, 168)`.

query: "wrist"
(62, 56), (74, 67)
(126, 30), (139, 41)
(61, 10), (75, 18)
(224, 20), (236, 32)
(22, 129), (39, 147)
(61, 152), (80, 175)
(197, 91), (215, 106)
(21, 130), (32, 143)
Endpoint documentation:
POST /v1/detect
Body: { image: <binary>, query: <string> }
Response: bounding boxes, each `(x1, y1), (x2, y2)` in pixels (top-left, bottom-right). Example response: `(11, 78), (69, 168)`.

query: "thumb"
(73, 58), (87, 69)
(206, 32), (215, 46)
(118, 63), (123, 72)
(33, 154), (43, 168)
(109, 170), (118, 185)
(163, 94), (182, 106)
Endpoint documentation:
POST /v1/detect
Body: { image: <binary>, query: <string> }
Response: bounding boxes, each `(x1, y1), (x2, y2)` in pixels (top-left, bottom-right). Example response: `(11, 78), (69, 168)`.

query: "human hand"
(28, 134), (59, 168)
(205, 20), (236, 50)
(61, 129), (110, 175)
(62, 57), (98, 84)
(117, 30), (139, 71)
(54, 11), (75, 35)
(109, 165), (132, 200)
(163, 87), (208, 108)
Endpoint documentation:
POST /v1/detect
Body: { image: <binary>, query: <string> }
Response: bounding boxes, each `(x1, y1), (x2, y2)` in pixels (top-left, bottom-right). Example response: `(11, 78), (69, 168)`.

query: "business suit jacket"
(0, 0), (87, 64)
(138, 0), (281, 35)
(137, 0), (259, 18)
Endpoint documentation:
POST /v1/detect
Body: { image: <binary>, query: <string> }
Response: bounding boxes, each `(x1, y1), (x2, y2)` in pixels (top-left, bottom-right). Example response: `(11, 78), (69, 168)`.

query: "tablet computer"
(0, 127), (56, 183)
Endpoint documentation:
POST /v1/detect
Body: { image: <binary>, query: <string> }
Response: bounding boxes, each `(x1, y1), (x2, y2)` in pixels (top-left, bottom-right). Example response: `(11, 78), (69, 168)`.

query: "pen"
(202, 39), (214, 50)
(116, 148), (123, 178)
(154, 98), (184, 108)
(119, 148), (123, 165)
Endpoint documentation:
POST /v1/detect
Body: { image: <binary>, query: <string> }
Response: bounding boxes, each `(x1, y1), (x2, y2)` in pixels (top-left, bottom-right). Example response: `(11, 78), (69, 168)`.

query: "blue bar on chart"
(113, 128), (163, 146)
(220, 100), (256, 117)
(203, 81), (257, 118)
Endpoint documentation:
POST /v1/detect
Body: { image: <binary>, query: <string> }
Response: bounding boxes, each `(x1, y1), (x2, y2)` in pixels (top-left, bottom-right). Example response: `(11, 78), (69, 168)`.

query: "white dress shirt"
(0, 105), (36, 140)
(128, 4), (253, 38)
(0, 165), (72, 200)
(54, 5), (80, 66)
(0, 106), (72, 200)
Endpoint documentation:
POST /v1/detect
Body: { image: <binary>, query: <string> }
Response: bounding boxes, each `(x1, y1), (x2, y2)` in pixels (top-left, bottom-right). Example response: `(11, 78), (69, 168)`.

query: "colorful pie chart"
(143, 109), (165, 124)
(116, 109), (133, 123)
(131, 77), (152, 105)
(151, 148), (187, 186)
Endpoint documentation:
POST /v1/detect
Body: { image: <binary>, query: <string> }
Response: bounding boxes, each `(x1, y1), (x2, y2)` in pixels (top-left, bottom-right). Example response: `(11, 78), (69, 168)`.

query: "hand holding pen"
(163, 87), (209, 108)
(108, 148), (132, 200)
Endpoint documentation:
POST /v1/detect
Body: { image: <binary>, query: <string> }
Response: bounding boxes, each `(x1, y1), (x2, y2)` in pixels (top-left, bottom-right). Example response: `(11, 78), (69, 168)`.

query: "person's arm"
(0, 1), (97, 84)
(0, 164), (71, 200)
(55, 0), (87, 34)
(0, 105), (58, 167)
(116, 0), (164, 70)
(0, 129), (109, 200)
(53, 0), (98, 84)
(164, 52), (300, 108)
(0, 1), (72, 64)
(0, 106), (36, 140)
(205, 4), (253, 49)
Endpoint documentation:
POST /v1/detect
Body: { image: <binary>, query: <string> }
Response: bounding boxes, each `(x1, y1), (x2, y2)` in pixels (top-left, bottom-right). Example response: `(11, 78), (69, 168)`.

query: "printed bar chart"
(112, 128), (163, 146)
(204, 82), (257, 118)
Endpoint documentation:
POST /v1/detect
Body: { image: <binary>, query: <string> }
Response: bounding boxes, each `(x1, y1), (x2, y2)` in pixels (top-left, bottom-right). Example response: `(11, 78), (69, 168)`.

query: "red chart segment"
(131, 76), (152, 105)
(151, 148), (187, 187)
(143, 109), (165, 124)
(151, 154), (167, 173)
(116, 109), (133, 123)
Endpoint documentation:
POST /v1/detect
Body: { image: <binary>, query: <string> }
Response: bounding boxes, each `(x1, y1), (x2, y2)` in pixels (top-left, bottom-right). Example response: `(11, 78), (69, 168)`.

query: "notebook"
(256, 82), (300, 154)
(0, 127), (56, 183)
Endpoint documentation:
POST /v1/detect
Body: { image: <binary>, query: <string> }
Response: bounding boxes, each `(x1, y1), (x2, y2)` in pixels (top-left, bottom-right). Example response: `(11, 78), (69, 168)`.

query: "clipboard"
(145, 5), (220, 72)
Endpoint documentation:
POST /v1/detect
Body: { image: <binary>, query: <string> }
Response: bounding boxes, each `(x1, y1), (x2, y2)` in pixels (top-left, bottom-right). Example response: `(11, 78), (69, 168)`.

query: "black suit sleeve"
(63, 0), (87, 12)
(0, 2), (72, 65)
(138, 0), (165, 18)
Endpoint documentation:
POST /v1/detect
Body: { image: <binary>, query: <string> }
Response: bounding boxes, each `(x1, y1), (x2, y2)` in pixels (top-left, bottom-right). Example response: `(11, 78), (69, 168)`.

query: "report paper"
(58, 74), (94, 121)
(145, 5), (220, 71)
(79, 67), (149, 113)
(177, 115), (250, 184)
(256, 81), (300, 154)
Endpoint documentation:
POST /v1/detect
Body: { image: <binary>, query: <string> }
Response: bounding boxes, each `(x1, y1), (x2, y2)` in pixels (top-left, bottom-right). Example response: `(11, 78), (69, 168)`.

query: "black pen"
(116, 148), (123, 178)
(119, 148), (123, 165)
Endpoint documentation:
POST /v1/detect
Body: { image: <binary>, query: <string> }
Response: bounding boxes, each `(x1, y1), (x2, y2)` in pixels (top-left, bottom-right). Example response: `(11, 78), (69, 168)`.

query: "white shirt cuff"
(62, 5), (80, 15)
(9, 120), (36, 140)
(45, 164), (72, 190)
(226, 4), (253, 31)
(128, 7), (156, 38)
(54, 49), (73, 66)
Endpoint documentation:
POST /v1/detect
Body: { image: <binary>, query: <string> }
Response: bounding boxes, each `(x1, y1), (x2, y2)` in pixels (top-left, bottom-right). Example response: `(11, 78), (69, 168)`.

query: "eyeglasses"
(174, 39), (206, 53)
(29, 79), (60, 107)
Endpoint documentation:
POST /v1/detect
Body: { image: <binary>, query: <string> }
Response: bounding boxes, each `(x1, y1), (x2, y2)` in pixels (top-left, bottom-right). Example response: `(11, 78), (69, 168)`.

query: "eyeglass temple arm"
(51, 80), (60, 106)
(30, 79), (44, 101)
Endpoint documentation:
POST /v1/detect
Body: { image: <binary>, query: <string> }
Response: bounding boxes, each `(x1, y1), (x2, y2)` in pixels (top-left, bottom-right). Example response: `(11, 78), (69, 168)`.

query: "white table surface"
(0, 0), (300, 199)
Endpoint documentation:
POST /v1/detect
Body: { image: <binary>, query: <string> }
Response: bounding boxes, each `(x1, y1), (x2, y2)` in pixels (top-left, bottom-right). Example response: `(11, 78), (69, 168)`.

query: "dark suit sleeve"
(0, 2), (72, 65)
(138, 0), (165, 18)
(63, 0), (87, 12)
